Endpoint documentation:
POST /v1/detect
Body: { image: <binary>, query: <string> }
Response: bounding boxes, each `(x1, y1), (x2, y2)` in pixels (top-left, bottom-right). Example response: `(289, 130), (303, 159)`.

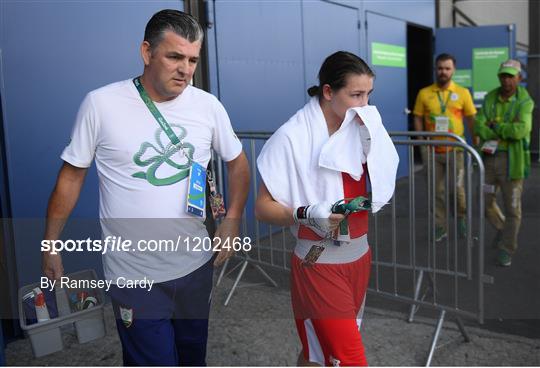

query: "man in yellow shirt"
(413, 53), (477, 241)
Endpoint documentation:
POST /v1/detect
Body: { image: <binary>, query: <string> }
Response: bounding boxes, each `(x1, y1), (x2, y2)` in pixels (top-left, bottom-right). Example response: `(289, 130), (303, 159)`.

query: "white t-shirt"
(61, 79), (242, 283)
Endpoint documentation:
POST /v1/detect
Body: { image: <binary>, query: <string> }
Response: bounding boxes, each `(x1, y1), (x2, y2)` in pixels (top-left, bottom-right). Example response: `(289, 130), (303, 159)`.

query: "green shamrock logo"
(132, 124), (195, 186)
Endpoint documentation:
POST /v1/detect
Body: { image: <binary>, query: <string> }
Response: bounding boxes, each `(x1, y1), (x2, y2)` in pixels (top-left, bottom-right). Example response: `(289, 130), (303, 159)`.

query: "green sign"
(371, 42), (406, 68)
(472, 47), (508, 100)
(452, 69), (472, 87)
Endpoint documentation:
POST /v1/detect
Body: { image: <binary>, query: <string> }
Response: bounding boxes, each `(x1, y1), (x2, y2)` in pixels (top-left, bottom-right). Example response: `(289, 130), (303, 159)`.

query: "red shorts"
(291, 249), (371, 366)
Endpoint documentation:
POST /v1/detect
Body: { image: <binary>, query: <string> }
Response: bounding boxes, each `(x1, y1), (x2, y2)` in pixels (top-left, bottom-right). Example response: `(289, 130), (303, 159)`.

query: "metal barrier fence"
(214, 131), (493, 366)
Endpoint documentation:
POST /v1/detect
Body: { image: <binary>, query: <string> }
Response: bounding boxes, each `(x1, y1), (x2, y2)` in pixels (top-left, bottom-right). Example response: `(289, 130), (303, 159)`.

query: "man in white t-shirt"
(41, 9), (249, 366)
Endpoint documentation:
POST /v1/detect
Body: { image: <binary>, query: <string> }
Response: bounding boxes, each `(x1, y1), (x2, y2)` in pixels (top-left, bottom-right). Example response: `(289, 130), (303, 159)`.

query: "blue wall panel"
(211, 0), (435, 135)
(435, 25), (516, 144)
(436, 25), (516, 69)
(366, 12), (409, 178)
(436, 24), (516, 100)
(0, 0), (183, 286)
(327, 0), (435, 29)
(212, 1), (306, 239)
(361, 0), (435, 29)
(303, 1), (360, 99)
(214, 1), (306, 132)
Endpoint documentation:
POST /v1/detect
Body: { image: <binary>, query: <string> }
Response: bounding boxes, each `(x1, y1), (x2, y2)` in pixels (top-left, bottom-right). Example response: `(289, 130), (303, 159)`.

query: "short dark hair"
(435, 53), (456, 66)
(308, 51), (375, 97)
(144, 9), (204, 49)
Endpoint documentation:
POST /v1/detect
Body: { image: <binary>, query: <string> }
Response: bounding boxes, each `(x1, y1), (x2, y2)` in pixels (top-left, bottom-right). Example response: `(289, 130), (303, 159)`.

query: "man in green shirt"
(475, 59), (534, 267)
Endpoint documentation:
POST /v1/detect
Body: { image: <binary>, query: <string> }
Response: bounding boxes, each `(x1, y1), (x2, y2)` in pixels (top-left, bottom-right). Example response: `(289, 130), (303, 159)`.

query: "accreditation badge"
(209, 194), (226, 219)
(207, 170), (227, 219)
(186, 162), (206, 218)
(434, 116), (450, 132)
(303, 244), (325, 266)
(481, 140), (498, 155)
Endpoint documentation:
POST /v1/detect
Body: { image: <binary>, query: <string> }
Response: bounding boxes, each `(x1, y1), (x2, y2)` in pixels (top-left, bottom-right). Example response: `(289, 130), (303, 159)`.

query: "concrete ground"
(5, 267), (540, 366)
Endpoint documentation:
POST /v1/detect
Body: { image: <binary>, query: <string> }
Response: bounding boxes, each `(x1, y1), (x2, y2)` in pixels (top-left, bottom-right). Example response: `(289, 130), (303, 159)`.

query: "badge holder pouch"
(207, 169), (226, 220)
(481, 140), (498, 155)
(434, 116), (450, 133)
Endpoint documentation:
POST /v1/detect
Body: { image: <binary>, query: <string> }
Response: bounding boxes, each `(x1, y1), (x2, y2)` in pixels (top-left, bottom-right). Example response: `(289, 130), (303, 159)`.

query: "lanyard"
(436, 90), (451, 114)
(132, 76), (223, 213)
(132, 77), (192, 163)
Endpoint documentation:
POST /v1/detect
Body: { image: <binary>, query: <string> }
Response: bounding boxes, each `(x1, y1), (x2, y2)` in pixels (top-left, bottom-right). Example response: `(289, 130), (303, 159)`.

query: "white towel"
(319, 105), (399, 212)
(257, 97), (398, 215)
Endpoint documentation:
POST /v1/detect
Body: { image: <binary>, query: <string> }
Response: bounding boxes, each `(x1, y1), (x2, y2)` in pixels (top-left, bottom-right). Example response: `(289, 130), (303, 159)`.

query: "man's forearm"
(413, 115), (425, 136)
(44, 163), (87, 241)
(44, 190), (77, 241)
(225, 152), (250, 219)
(474, 108), (497, 140)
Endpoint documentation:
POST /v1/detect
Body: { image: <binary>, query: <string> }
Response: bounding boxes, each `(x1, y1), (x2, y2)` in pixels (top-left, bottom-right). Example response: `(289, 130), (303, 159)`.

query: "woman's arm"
(255, 181), (295, 226)
(255, 181), (344, 232)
